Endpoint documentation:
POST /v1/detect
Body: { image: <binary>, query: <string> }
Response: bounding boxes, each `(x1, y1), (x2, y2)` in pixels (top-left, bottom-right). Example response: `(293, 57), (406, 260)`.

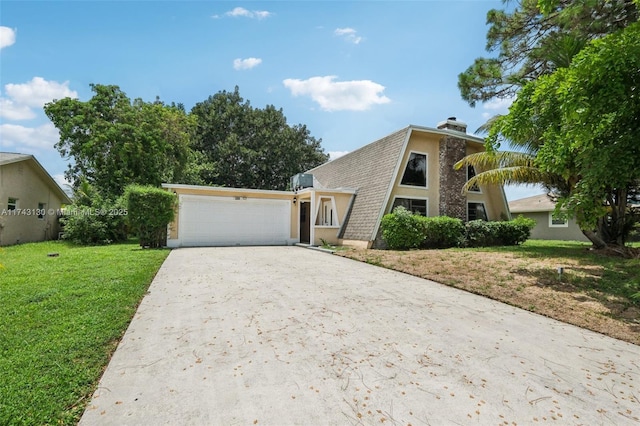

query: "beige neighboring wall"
(0, 159), (69, 246)
(522, 211), (588, 241)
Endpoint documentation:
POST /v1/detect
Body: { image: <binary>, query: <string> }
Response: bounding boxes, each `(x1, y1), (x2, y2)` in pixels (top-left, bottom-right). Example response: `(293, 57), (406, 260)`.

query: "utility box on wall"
(291, 173), (314, 191)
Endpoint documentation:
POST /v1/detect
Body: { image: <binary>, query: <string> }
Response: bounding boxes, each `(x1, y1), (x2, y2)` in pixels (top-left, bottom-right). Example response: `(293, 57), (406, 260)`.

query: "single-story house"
(508, 194), (589, 242)
(0, 152), (72, 246)
(164, 117), (510, 248)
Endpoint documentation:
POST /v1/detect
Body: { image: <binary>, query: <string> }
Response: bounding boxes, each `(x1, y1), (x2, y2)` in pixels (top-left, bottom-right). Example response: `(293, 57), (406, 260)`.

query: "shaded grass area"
(0, 240), (169, 425)
(340, 240), (640, 345)
(475, 240), (640, 302)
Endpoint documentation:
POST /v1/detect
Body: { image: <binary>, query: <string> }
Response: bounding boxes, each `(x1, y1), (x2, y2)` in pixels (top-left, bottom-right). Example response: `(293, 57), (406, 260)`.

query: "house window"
(468, 202), (488, 221)
(400, 152), (427, 187)
(315, 197), (338, 227)
(392, 197), (428, 216)
(38, 203), (46, 219)
(7, 198), (17, 211)
(467, 165), (481, 193)
(549, 212), (568, 227)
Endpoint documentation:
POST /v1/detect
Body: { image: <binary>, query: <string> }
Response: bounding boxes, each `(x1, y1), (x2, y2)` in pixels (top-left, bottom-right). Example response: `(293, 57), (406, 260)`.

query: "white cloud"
(328, 151), (349, 160)
(53, 173), (73, 191)
(482, 96), (515, 112)
(0, 77), (78, 122)
(334, 27), (363, 44)
(225, 7), (272, 19)
(0, 122), (59, 151)
(283, 76), (390, 112)
(5, 77), (78, 108)
(0, 97), (36, 120)
(233, 57), (262, 70)
(0, 26), (16, 49)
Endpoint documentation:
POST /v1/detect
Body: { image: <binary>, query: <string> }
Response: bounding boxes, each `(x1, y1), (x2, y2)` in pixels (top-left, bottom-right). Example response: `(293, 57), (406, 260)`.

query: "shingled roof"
(508, 193), (554, 213)
(0, 152), (32, 165)
(0, 152), (72, 204)
(307, 127), (409, 241)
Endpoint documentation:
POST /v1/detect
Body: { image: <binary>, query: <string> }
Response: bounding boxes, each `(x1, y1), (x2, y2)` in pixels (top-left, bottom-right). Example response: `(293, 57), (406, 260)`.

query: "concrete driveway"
(80, 247), (640, 425)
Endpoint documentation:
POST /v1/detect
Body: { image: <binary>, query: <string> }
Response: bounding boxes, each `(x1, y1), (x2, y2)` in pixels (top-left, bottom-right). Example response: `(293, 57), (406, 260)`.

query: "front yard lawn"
(339, 240), (640, 345)
(0, 240), (169, 425)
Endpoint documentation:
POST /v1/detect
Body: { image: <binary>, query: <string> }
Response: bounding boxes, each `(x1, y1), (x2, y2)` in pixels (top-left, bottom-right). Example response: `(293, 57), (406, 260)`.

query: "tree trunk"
(581, 228), (607, 249)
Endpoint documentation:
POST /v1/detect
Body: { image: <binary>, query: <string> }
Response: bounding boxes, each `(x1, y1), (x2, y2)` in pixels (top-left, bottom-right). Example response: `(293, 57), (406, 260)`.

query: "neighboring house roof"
(509, 193), (554, 213)
(307, 124), (487, 242)
(0, 152), (32, 166)
(0, 152), (72, 204)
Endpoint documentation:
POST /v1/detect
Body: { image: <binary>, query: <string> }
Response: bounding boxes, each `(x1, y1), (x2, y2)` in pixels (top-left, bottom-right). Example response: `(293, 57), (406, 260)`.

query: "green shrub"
(465, 216), (535, 247)
(124, 185), (176, 248)
(496, 215), (536, 245)
(381, 206), (424, 250)
(421, 216), (464, 248)
(60, 197), (128, 245)
(464, 220), (493, 247)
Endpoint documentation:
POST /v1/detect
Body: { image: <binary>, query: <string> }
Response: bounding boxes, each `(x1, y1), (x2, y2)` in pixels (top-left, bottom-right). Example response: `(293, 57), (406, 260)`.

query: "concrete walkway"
(80, 247), (640, 425)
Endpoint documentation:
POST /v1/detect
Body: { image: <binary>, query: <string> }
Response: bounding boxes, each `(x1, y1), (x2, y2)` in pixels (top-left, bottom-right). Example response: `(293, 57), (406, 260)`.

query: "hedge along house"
(163, 118), (509, 248)
(0, 152), (72, 246)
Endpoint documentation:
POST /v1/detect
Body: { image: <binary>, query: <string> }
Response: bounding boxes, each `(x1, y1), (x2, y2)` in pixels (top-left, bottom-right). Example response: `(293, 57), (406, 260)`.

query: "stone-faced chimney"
(437, 116), (467, 133)
(438, 117), (467, 221)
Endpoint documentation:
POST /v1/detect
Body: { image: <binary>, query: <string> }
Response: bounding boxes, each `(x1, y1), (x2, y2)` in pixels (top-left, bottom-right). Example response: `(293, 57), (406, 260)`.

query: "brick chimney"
(438, 117), (467, 221)
(437, 116), (467, 133)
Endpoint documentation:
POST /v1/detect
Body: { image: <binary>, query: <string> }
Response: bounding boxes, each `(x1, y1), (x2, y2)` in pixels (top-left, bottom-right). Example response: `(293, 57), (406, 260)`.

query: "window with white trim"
(38, 202), (46, 219)
(467, 165), (481, 193)
(392, 197), (428, 216)
(315, 197), (338, 227)
(549, 212), (568, 227)
(400, 152), (427, 187)
(7, 198), (17, 211)
(467, 202), (488, 221)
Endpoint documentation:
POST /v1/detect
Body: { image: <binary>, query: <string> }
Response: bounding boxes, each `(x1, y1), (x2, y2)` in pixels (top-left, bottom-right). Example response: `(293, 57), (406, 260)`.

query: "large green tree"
(458, 21), (640, 249)
(45, 84), (195, 199)
(458, 0), (638, 106)
(191, 87), (328, 190)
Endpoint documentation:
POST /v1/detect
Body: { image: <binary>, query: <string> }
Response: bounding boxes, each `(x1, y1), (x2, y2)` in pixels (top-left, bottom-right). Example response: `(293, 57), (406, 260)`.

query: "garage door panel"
(179, 195), (290, 246)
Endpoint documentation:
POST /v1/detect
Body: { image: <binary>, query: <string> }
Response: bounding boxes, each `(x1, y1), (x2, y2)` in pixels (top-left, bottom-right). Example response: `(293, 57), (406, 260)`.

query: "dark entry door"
(300, 202), (310, 244)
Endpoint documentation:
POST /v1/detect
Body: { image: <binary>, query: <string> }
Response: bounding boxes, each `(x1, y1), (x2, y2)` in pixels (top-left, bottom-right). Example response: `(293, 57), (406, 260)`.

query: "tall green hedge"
(124, 185), (177, 248)
(421, 216), (465, 248)
(381, 208), (535, 250)
(380, 206), (425, 249)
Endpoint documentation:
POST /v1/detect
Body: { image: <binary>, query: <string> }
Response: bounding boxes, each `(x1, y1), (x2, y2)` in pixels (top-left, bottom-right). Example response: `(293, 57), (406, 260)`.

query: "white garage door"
(179, 195), (291, 246)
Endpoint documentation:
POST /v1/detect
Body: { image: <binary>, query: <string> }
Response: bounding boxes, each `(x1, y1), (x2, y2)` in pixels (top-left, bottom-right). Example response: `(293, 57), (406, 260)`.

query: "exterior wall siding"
(0, 161), (65, 246)
(519, 211), (589, 242)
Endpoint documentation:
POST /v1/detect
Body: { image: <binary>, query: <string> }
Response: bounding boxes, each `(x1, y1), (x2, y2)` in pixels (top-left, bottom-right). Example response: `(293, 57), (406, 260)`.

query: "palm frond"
(454, 151), (535, 171)
(462, 166), (548, 192)
(474, 114), (503, 135)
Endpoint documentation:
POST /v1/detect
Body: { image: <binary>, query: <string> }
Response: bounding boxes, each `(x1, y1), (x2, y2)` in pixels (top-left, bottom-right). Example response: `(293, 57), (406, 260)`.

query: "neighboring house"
(0, 153), (72, 246)
(509, 194), (589, 242)
(164, 117), (510, 248)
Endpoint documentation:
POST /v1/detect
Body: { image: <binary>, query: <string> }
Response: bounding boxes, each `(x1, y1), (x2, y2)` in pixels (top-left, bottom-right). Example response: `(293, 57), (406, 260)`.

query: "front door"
(300, 202), (310, 244)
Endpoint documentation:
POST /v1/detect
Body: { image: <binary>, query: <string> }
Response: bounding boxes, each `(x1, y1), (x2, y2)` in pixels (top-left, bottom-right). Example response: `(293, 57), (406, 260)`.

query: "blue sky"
(0, 0), (543, 200)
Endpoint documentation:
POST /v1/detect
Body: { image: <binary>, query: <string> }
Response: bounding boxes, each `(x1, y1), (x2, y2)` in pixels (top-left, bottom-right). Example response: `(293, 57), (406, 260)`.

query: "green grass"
(471, 240), (640, 304)
(0, 240), (170, 425)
